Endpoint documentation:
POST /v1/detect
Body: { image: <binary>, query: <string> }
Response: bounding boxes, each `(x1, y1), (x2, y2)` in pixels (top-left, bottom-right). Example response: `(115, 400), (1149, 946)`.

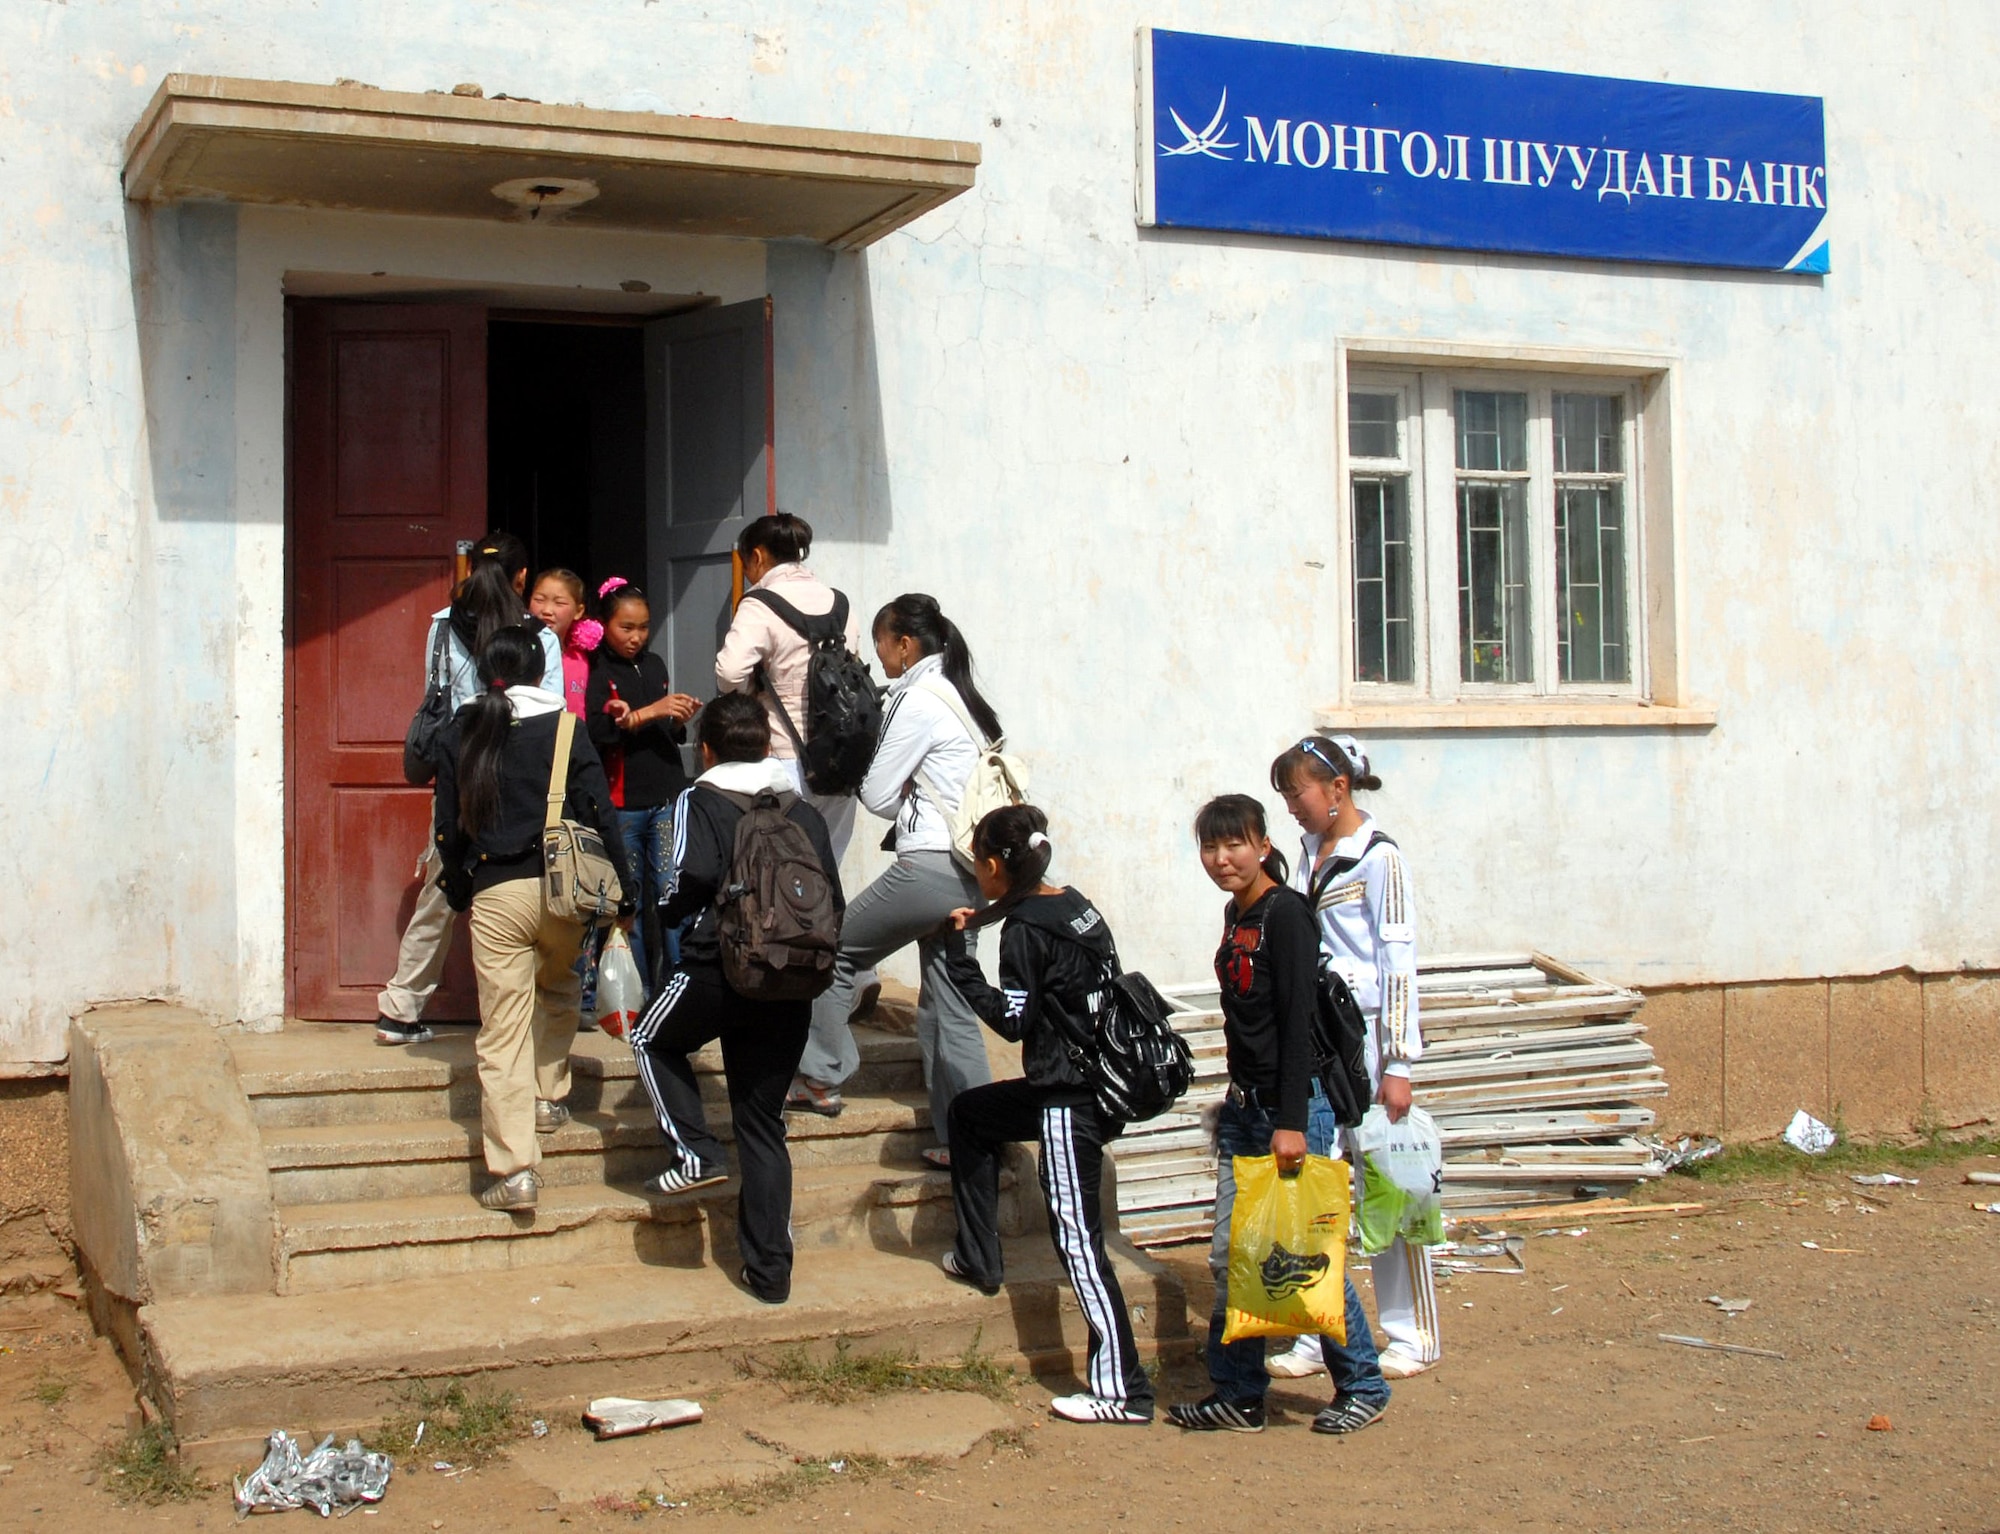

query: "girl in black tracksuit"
(626, 692), (843, 1306)
(941, 805), (1155, 1425)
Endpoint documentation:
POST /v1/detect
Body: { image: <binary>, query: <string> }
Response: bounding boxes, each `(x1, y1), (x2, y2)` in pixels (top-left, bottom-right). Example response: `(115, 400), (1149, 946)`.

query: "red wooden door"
(287, 303), (487, 1020)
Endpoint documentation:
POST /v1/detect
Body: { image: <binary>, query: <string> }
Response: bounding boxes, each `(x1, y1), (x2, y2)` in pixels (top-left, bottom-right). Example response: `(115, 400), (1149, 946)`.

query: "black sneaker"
(1166, 1395), (1265, 1433)
(374, 1018), (434, 1046)
(1311, 1395), (1388, 1436)
(644, 1159), (727, 1196)
(940, 1250), (1000, 1296)
(741, 1266), (790, 1305)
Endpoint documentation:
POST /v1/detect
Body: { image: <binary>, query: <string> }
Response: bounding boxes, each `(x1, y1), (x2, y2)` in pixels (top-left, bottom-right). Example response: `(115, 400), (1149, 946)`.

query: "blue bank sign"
(1137, 28), (1829, 274)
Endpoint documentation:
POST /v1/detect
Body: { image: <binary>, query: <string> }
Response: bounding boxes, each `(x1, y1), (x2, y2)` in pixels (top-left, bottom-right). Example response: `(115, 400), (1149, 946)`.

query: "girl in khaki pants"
(434, 627), (632, 1210)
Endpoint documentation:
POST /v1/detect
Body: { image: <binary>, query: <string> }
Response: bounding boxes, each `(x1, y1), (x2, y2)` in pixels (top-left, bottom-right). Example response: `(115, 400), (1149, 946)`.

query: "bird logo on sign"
(1160, 90), (1238, 159)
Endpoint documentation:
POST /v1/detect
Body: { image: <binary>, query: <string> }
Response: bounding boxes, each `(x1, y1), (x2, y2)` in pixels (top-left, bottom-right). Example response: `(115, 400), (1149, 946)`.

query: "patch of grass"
(688, 1453), (910, 1516)
(373, 1378), (528, 1468)
(99, 1423), (207, 1505)
(1668, 1132), (2000, 1186)
(28, 1371), (71, 1407)
(760, 1334), (1014, 1405)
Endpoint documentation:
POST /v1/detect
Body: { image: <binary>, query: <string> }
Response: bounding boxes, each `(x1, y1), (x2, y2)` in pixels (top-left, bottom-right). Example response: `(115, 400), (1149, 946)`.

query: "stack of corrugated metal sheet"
(1108, 953), (1668, 1247)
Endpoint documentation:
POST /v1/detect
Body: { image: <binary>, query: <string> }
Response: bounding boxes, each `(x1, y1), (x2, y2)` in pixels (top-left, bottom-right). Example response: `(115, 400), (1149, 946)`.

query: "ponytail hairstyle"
(971, 804), (1053, 901)
(454, 530), (531, 660)
(1269, 733), (1382, 795)
(873, 593), (1003, 742)
(457, 625), (547, 837)
(736, 512), (813, 566)
(1193, 794), (1290, 886)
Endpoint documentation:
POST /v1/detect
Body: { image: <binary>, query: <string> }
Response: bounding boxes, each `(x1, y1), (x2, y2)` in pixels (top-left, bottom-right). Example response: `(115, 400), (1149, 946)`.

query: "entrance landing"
(69, 1006), (1190, 1463)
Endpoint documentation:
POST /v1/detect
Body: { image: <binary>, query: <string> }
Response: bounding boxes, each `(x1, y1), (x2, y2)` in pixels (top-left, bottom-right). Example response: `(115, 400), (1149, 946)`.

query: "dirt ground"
(1, 1153), (1995, 1533)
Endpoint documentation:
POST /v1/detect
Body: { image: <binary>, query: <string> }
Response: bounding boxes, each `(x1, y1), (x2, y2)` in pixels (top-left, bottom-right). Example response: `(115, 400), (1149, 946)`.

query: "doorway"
(285, 295), (773, 1021)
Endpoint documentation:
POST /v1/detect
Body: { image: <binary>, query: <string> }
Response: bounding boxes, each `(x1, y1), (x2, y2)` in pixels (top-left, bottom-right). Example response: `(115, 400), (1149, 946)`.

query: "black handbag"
(401, 622), (452, 786)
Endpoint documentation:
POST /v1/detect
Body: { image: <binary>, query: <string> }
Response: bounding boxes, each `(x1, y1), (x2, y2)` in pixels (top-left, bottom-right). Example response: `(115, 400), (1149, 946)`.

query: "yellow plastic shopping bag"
(1222, 1153), (1351, 1345)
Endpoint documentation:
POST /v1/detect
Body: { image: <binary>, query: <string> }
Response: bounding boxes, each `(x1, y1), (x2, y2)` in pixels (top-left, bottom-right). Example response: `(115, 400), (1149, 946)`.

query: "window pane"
(1457, 479), (1532, 683)
(1555, 484), (1630, 683)
(1351, 476), (1414, 684)
(1553, 393), (1622, 474)
(1455, 390), (1527, 472)
(1348, 392), (1401, 460)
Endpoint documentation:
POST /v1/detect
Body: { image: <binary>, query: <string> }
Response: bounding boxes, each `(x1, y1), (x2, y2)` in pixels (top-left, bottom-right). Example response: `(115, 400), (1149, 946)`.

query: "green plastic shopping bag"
(1354, 1105), (1447, 1255)
(1222, 1153), (1350, 1344)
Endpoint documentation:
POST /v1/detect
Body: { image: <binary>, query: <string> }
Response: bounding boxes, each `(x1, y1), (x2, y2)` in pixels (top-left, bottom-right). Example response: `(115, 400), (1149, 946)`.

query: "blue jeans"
(616, 804), (675, 998)
(1205, 1094), (1389, 1408)
(1306, 1087), (1392, 1405)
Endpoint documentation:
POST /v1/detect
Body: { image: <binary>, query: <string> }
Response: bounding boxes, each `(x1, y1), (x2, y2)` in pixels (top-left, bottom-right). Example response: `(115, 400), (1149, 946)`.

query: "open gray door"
(643, 296), (773, 706)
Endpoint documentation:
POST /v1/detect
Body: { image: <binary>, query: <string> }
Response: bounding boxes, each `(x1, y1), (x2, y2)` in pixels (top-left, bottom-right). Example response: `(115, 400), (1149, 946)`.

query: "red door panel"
(288, 303), (487, 1021)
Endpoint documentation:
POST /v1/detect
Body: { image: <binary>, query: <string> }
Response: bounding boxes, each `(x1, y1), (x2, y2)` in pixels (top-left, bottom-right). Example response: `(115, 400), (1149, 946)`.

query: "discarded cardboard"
(583, 1397), (704, 1440)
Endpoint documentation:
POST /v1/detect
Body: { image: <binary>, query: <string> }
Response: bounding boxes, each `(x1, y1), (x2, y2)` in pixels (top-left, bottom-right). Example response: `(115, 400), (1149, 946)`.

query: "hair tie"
(597, 575), (630, 599)
(1027, 831), (1050, 852)
(1331, 733), (1370, 781)
(489, 679), (509, 692)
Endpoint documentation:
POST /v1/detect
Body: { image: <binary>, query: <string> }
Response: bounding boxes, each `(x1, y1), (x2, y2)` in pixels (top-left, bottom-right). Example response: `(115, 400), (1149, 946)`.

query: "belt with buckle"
(1225, 1082), (1265, 1110)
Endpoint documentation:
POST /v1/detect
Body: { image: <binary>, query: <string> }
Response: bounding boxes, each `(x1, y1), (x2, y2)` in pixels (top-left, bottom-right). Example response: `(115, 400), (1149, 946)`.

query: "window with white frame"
(1344, 369), (1645, 698)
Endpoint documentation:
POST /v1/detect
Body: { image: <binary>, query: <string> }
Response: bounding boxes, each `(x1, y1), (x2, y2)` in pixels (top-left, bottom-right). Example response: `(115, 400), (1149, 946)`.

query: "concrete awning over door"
(123, 75), (979, 249)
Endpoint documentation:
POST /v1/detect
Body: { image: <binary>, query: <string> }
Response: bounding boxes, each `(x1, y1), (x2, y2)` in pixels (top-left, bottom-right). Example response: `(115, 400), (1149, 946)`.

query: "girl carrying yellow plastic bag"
(1223, 1152), (1352, 1343)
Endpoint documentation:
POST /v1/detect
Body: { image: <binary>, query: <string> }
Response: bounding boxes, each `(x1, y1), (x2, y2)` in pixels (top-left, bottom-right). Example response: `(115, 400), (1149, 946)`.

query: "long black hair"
(452, 530), (530, 661)
(457, 626), (547, 837)
(873, 593), (1003, 742)
(1194, 794), (1290, 886)
(973, 804), (1053, 899)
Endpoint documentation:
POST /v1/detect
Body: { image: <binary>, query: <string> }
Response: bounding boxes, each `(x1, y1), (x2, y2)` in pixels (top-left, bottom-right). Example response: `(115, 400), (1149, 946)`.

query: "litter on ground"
(1782, 1110), (1837, 1155)
(1657, 1334), (1786, 1360)
(233, 1430), (393, 1516)
(583, 1397), (704, 1440)
(1705, 1296), (1753, 1315)
(1850, 1173), (1916, 1186)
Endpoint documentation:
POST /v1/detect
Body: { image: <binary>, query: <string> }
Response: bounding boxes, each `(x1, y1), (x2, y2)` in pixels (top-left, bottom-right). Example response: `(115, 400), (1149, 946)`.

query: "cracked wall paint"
(1, 2), (1996, 1064)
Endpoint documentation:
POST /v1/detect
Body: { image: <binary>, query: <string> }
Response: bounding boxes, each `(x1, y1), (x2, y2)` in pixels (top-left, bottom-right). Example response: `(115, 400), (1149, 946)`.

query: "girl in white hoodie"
(790, 594), (999, 1166)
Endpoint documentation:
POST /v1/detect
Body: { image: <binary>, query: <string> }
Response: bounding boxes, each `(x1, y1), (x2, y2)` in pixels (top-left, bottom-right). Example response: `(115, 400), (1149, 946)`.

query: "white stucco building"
(3, 2), (1994, 1138)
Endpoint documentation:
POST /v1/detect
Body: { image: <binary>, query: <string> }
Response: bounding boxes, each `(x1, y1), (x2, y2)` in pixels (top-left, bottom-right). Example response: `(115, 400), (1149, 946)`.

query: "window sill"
(1314, 700), (1717, 732)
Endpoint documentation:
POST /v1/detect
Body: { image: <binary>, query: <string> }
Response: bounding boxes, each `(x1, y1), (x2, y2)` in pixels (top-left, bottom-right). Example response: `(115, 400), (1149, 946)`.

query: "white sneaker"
(1378, 1349), (1435, 1379)
(1266, 1337), (1327, 1379)
(1049, 1394), (1152, 1425)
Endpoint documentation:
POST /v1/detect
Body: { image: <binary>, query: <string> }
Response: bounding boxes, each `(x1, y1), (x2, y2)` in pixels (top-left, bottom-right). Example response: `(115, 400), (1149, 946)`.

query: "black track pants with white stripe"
(947, 1079), (1155, 1412)
(630, 964), (810, 1296)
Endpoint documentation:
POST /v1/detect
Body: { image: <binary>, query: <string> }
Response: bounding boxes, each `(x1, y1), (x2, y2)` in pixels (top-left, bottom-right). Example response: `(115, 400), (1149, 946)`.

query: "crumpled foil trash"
(233, 1430), (393, 1517)
(1640, 1134), (1724, 1172)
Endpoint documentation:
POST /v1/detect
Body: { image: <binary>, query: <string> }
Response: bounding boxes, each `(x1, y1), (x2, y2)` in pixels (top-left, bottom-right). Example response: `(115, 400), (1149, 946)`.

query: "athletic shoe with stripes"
(1049, 1394), (1152, 1425)
(940, 1250), (1001, 1296)
(1166, 1395), (1265, 1433)
(1312, 1395), (1388, 1435)
(644, 1158), (726, 1197)
(1378, 1349), (1434, 1379)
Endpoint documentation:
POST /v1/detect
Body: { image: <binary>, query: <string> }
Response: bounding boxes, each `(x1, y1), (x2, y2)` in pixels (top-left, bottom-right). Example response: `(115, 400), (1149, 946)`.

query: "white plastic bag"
(594, 925), (644, 1039)
(1354, 1104), (1445, 1254)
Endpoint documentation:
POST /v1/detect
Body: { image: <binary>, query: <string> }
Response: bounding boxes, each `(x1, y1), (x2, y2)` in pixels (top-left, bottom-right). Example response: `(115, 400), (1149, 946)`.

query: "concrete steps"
(86, 1010), (1189, 1456)
(143, 1238), (1194, 1465)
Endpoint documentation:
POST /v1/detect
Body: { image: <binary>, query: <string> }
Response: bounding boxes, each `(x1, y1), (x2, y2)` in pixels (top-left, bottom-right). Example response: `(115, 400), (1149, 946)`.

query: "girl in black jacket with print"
(1166, 794), (1390, 1438)
(940, 805), (1155, 1426)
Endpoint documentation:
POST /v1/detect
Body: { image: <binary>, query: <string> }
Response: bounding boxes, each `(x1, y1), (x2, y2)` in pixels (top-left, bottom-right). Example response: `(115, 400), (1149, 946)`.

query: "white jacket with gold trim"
(1291, 811), (1423, 1086)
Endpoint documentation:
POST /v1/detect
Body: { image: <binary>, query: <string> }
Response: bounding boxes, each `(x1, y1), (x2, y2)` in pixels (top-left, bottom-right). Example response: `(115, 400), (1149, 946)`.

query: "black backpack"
(711, 789), (843, 1002)
(740, 589), (883, 796)
(1302, 831), (1398, 1128)
(1038, 925), (1194, 1125)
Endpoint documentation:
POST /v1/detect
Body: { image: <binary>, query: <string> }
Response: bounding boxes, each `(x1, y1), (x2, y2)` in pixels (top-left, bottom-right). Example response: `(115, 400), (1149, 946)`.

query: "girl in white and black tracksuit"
(939, 805), (1155, 1425)
(627, 693), (843, 1305)
(1269, 733), (1439, 1382)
